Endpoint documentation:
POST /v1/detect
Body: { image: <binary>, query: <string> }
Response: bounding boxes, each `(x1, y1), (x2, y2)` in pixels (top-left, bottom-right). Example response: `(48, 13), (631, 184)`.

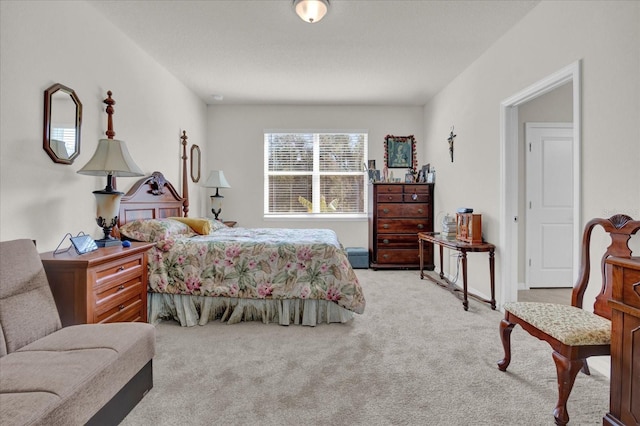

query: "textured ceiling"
(87, 0), (540, 106)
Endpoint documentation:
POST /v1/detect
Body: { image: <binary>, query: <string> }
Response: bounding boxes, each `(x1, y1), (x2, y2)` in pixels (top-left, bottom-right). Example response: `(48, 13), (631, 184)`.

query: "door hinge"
(529, 201), (532, 209)
(529, 258), (532, 267)
(529, 143), (532, 152)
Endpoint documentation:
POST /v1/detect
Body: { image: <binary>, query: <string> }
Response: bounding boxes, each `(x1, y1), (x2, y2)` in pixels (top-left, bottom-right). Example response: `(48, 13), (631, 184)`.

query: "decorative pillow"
(119, 219), (195, 242)
(207, 218), (228, 233)
(168, 217), (212, 235)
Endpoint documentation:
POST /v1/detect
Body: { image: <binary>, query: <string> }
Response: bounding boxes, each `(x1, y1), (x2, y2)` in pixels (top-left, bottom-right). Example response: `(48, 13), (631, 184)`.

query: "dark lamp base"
(96, 238), (122, 248)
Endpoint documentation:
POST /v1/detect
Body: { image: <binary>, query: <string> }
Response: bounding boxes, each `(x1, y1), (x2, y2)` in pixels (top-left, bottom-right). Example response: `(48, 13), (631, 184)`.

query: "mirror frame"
(43, 83), (83, 164)
(190, 144), (201, 182)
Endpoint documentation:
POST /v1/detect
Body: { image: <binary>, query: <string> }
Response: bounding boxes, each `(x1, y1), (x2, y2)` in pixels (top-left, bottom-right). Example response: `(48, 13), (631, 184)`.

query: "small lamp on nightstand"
(203, 170), (231, 221)
(77, 91), (144, 247)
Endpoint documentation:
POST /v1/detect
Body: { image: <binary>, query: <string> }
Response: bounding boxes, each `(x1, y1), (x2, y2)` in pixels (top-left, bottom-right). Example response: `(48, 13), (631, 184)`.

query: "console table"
(418, 232), (496, 311)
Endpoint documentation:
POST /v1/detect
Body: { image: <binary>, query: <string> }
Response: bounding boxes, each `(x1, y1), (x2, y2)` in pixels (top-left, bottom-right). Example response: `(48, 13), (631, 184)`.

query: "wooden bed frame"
(115, 136), (362, 327)
(117, 131), (191, 228)
(118, 171), (188, 227)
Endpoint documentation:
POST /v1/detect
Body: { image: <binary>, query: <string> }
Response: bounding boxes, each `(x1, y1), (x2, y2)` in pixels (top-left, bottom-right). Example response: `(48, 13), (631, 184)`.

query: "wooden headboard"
(117, 171), (188, 227)
(117, 131), (191, 227)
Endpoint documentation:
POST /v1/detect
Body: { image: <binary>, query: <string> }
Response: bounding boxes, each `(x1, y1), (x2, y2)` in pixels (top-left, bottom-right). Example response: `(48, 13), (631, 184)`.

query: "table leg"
(489, 249), (496, 309)
(419, 238), (424, 279)
(461, 251), (469, 311)
(439, 245), (445, 279)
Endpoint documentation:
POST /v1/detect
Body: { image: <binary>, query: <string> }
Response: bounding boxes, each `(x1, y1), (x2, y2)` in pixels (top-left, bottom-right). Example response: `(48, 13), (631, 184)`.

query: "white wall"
(206, 105), (424, 248)
(0, 0), (207, 252)
(423, 1), (640, 305)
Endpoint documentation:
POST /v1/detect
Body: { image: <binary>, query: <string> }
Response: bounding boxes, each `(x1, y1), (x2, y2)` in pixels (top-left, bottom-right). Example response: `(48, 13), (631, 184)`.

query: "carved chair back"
(571, 214), (640, 320)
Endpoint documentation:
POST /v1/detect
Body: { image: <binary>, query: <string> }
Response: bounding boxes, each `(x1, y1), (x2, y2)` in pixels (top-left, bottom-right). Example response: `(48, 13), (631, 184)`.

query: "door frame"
(499, 60), (581, 306)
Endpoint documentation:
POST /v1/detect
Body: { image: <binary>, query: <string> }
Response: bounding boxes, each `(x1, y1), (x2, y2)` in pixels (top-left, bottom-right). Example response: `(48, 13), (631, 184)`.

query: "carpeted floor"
(121, 269), (609, 425)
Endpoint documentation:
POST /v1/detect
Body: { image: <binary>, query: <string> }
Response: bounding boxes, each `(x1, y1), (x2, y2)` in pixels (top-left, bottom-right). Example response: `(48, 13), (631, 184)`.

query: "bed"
(117, 171), (366, 327)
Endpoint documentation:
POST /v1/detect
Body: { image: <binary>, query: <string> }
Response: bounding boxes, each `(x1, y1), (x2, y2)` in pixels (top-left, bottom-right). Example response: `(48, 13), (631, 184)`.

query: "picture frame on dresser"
(426, 171), (435, 183)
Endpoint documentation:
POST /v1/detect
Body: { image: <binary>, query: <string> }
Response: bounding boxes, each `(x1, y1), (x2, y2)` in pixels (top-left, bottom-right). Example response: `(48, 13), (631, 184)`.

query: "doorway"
(499, 61), (581, 306)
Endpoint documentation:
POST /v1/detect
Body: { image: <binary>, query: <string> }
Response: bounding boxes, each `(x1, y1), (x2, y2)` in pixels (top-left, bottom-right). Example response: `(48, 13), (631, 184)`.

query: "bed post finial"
(104, 91), (116, 140)
(181, 130), (190, 217)
(104, 90), (118, 189)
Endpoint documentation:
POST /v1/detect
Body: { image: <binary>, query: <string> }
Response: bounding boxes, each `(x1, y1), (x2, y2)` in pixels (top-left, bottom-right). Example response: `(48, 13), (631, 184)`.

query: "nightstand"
(40, 242), (154, 326)
(223, 221), (237, 227)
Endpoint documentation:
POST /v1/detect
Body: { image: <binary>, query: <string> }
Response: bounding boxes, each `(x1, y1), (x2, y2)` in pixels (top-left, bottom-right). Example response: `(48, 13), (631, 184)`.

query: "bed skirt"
(147, 293), (354, 327)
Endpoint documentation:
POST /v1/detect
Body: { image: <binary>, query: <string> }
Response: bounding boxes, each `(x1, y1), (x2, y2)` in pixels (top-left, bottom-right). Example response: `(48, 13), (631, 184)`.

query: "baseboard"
(587, 355), (610, 379)
(438, 271), (491, 301)
(86, 360), (153, 426)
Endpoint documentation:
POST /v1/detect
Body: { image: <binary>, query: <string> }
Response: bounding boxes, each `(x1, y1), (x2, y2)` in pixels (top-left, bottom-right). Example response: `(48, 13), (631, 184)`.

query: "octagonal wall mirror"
(43, 83), (82, 164)
(190, 144), (201, 182)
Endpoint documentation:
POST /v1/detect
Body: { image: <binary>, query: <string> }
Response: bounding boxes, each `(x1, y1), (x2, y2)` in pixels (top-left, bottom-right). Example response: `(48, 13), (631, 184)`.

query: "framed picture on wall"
(385, 135), (417, 169)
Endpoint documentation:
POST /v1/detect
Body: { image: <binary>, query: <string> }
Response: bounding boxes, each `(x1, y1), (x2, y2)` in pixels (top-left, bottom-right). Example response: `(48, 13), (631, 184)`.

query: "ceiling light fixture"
(294, 0), (329, 24)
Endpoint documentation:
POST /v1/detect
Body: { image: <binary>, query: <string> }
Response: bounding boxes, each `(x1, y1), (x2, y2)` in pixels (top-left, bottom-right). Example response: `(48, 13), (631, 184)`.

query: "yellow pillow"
(168, 217), (211, 235)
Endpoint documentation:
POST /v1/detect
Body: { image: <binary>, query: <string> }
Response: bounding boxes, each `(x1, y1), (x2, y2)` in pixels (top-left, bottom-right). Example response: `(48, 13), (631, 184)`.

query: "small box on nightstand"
(346, 247), (369, 269)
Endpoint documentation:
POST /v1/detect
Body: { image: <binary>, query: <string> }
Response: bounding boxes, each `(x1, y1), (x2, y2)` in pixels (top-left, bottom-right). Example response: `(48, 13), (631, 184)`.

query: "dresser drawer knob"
(383, 208), (389, 214)
(418, 209), (424, 214)
(118, 285), (125, 291)
(118, 304), (125, 311)
(387, 196), (393, 200)
(382, 254), (389, 259)
(383, 224), (389, 229)
(117, 266), (125, 272)
(383, 239), (389, 244)
(417, 224), (424, 229)
(412, 193), (418, 201)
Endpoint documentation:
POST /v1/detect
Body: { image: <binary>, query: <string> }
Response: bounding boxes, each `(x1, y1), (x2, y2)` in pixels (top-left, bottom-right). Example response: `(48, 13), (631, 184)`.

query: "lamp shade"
(203, 170), (231, 189)
(294, 0), (329, 23)
(77, 139), (144, 177)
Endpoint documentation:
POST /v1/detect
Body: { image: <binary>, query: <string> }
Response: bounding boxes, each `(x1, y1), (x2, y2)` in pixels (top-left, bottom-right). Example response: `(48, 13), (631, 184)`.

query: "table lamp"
(203, 170), (231, 220)
(77, 91), (144, 247)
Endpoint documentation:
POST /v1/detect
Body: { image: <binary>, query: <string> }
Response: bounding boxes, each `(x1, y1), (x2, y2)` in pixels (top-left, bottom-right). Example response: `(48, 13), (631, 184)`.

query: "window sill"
(264, 214), (367, 221)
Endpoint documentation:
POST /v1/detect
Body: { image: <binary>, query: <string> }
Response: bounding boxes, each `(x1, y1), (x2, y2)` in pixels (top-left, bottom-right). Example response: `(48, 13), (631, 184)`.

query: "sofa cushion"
(0, 322), (155, 425)
(0, 239), (61, 354)
(0, 392), (60, 426)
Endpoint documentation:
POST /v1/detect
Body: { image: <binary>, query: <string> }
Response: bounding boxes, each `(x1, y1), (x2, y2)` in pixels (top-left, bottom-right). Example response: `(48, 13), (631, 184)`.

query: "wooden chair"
(497, 214), (640, 425)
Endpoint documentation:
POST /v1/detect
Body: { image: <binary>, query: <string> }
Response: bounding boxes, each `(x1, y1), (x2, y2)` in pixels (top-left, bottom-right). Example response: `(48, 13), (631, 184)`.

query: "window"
(264, 132), (368, 218)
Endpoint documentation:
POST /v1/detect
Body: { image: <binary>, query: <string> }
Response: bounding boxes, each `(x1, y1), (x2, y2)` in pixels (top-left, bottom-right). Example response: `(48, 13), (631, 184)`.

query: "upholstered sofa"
(0, 239), (155, 425)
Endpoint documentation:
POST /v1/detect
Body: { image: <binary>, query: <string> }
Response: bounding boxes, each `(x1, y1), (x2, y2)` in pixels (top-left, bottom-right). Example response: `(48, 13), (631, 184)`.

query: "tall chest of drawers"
(368, 182), (435, 270)
(604, 256), (640, 426)
(41, 242), (154, 326)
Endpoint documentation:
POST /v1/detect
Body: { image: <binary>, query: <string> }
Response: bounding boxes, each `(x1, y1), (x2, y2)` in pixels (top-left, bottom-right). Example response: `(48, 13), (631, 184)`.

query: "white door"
(526, 123), (574, 288)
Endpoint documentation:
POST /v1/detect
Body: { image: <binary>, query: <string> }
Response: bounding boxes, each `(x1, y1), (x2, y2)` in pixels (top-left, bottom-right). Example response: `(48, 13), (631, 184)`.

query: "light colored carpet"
(121, 269), (609, 425)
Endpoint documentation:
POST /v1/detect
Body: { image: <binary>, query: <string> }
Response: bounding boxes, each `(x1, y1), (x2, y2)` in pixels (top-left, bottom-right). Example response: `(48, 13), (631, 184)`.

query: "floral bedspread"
(147, 227), (366, 314)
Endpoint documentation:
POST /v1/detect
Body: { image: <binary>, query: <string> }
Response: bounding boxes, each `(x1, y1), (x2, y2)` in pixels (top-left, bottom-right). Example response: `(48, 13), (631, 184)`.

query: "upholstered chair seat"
(503, 302), (611, 346)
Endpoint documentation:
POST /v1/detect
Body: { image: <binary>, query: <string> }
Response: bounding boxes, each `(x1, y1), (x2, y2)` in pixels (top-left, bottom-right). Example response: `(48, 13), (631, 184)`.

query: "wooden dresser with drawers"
(604, 256), (640, 426)
(368, 182), (434, 270)
(41, 242), (154, 325)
